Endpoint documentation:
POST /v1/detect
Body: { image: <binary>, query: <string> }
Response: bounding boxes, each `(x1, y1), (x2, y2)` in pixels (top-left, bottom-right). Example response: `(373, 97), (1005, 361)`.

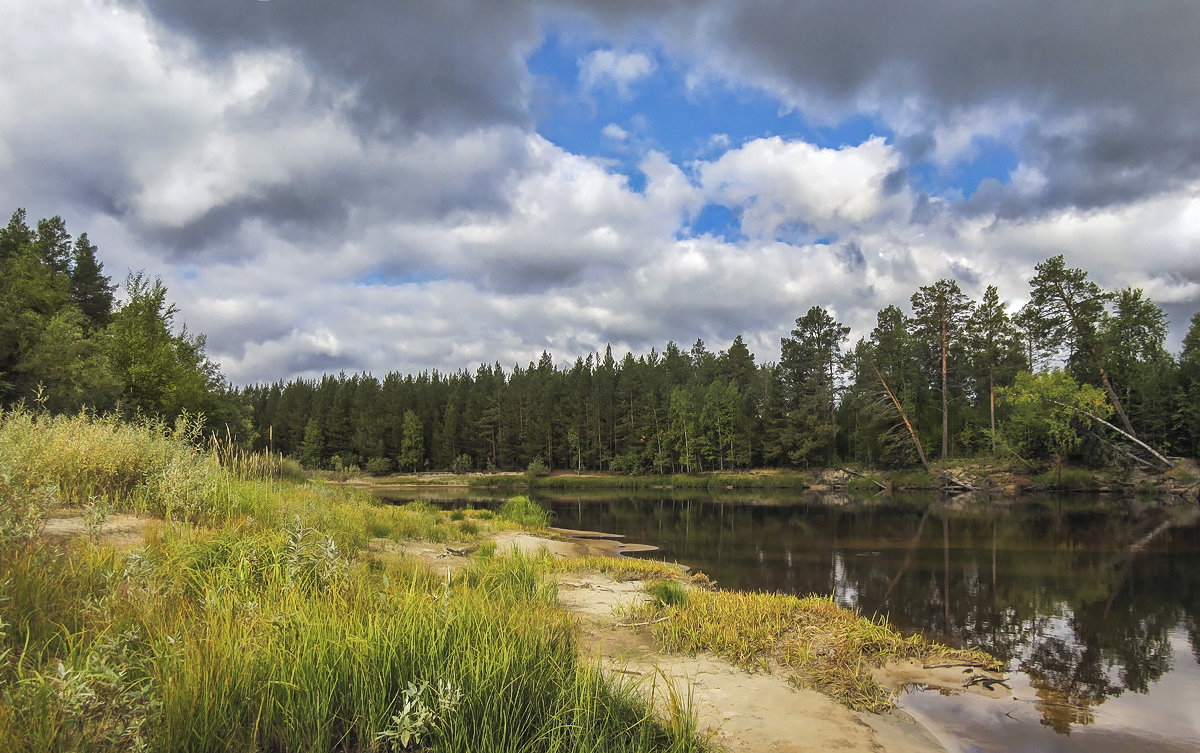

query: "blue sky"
(1, 0), (1197, 382)
(527, 27), (1020, 240)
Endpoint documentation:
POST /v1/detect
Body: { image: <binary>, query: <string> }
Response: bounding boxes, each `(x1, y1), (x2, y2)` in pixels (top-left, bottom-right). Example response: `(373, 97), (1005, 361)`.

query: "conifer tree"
(911, 279), (973, 458)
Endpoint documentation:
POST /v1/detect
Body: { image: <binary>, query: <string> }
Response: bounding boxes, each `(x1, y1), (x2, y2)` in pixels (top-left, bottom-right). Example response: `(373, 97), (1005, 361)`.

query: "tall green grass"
(497, 495), (553, 529)
(0, 408), (708, 752)
(0, 408), (226, 519)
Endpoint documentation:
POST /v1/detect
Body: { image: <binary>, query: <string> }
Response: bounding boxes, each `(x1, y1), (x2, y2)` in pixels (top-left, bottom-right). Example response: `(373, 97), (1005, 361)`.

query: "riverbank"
(0, 408), (1002, 752)
(344, 458), (1200, 498)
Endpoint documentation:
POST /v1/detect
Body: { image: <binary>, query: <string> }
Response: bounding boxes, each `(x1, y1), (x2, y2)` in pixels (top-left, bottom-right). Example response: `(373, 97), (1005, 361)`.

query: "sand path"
(558, 572), (948, 753)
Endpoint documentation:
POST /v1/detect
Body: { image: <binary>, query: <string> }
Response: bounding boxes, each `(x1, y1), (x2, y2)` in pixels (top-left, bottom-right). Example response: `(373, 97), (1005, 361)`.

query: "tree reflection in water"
(537, 492), (1200, 735)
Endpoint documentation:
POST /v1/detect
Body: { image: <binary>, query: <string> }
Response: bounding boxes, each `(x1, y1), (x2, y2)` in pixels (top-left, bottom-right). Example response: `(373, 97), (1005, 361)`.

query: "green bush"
(526, 457), (550, 477)
(497, 495), (552, 529)
(646, 579), (689, 608)
(450, 454), (472, 474)
(365, 457), (394, 476)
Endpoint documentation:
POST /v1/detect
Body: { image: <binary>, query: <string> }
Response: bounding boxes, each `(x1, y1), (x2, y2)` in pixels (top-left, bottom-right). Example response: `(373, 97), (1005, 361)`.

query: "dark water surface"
(376, 488), (1200, 752)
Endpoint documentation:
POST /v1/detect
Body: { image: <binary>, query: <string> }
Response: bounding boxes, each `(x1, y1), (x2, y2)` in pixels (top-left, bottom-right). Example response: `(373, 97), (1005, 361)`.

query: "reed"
(209, 428), (306, 483)
(0, 408), (225, 520)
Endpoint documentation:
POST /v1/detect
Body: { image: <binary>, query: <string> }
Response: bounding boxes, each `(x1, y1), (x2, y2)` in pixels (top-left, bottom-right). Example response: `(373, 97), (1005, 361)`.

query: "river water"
(374, 487), (1200, 752)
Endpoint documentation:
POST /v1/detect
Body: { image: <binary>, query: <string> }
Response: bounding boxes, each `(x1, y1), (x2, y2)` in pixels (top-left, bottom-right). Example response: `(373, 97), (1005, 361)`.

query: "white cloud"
(579, 49), (656, 98)
(601, 123), (628, 141)
(698, 136), (906, 239)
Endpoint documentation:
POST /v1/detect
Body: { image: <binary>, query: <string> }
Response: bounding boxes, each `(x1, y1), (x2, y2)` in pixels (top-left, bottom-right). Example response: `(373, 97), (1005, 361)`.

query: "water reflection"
(378, 489), (1200, 745)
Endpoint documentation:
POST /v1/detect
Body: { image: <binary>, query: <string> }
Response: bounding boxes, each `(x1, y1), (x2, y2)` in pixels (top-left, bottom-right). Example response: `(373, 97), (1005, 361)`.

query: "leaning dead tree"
(875, 366), (931, 474)
(1049, 399), (1173, 471)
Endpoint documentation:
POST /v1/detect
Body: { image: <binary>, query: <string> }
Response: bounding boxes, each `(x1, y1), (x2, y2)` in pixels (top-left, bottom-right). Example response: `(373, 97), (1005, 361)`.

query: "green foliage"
(911, 279), (974, 458)
(999, 370), (1111, 463)
(526, 456), (550, 476)
(647, 579), (690, 608)
(770, 306), (849, 468)
(365, 456), (394, 476)
(399, 409), (424, 472)
(0, 209), (247, 442)
(451, 453), (472, 474)
(497, 495), (552, 529)
(105, 272), (224, 423)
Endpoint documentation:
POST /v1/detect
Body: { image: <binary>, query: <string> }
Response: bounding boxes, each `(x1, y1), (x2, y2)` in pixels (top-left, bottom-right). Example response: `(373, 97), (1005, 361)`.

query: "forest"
(3, 207), (1199, 474)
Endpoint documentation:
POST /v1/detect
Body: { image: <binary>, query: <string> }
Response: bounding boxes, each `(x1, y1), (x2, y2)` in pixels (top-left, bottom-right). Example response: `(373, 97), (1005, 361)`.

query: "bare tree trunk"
(988, 368), (996, 453)
(941, 314), (949, 458)
(1051, 399), (1173, 469)
(1094, 359), (1135, 436)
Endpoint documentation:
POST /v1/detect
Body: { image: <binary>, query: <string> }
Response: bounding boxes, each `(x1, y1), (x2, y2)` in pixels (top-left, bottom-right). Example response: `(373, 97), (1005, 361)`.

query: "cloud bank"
(1, 0), (1196, 383)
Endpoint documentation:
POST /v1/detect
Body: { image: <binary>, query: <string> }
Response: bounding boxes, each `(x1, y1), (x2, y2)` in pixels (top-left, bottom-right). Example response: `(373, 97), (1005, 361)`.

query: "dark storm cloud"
(141, 0), (541, 134)
(569, 0), (1200, 212)
(131, 0), (1200, 229)
(836, 241), (865, 272)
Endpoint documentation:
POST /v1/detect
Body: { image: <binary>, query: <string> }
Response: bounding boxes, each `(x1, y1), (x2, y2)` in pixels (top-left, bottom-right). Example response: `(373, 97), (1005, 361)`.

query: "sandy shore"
(399, 528), (1010, 753)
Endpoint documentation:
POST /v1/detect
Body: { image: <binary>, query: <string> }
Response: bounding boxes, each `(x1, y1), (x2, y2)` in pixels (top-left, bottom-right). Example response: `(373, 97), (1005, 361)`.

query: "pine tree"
(967, 285), (1023, 451)
(1027, 255), (1134, 436)
(911, 279), (973, 458)
(776, 307), (849, 467)
(69, 233), (115, 327)
(400, 409), (424, 471)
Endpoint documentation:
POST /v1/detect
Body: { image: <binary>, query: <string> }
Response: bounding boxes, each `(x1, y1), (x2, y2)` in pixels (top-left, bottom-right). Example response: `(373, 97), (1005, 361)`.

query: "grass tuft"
(646, 580), (690, 608)
(498, 494), (553, 529)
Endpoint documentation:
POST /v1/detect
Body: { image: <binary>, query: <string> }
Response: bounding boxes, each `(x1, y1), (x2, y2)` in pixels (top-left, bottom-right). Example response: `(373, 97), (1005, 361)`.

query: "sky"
(2, 0), (1199, 385)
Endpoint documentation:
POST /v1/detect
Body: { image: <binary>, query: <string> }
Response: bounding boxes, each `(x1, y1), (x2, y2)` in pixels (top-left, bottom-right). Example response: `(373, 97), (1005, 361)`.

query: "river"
(373, 487), (1200, 752)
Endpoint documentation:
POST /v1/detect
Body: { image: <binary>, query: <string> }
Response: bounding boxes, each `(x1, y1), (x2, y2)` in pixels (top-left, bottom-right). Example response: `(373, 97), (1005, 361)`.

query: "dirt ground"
(560, 571), (959, 753)
(41, 510), (156, 548)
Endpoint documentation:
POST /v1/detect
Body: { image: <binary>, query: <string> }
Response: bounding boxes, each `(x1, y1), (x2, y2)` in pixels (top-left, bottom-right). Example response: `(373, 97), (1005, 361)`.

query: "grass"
(0, 407), (709, 753)
(1031, 466), (1099, 491)
(543, 555), (707, 585)
(497, 495), (553, 529)
(627, 589), (997, 713)
(646, 580), (690, 609)
(886, 470), (936, 490)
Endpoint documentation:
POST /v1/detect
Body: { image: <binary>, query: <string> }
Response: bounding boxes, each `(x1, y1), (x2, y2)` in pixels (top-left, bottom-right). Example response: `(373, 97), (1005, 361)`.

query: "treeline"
(241, 259), (1200, 473)
(4, 206), (1198, 473)
(0, 208), (244, 431)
